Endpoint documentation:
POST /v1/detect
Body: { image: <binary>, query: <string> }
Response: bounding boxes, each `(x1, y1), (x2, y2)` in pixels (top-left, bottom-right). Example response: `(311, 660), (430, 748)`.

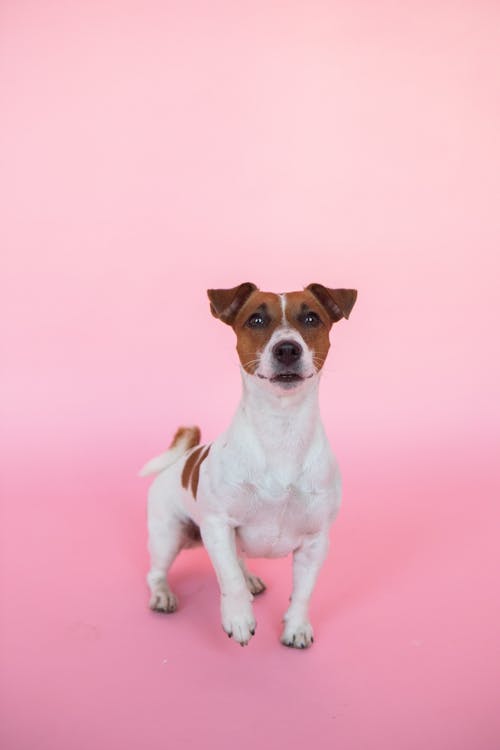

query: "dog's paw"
(280, 620), (314, 649)
(245, 573), (266, 596)
(221, 595), (256, 646)
(149, 588), (179, 614)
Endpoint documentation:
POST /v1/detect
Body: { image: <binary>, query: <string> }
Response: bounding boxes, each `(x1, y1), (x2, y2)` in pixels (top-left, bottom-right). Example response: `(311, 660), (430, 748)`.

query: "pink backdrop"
(1, 2), (499, 749)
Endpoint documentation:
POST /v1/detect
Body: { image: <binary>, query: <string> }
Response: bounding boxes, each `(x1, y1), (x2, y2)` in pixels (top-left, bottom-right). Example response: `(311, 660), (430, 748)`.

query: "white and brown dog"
(140, 282), (357, 648)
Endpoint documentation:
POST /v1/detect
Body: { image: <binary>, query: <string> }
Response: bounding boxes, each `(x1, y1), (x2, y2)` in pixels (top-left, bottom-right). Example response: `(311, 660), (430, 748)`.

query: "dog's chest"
(199, 413), (340, 558)
(230, 480), (332, 559)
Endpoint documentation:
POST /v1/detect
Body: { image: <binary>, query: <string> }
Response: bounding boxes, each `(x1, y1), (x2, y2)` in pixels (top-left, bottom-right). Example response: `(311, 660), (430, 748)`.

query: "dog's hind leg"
(147, 487), (185, 613)
(239, 559), (266, 596)
(143, 425), (202, 612)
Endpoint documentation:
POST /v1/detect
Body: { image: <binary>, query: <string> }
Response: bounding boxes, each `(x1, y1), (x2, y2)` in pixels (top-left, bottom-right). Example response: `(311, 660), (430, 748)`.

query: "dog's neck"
(233, 369), (322, 453)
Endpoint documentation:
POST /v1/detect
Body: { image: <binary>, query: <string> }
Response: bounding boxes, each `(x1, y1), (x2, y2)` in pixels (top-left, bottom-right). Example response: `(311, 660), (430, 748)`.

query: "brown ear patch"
(181, 444), (211, 499)
(207, 283), (258, 325)
(306, 284), (357, 322)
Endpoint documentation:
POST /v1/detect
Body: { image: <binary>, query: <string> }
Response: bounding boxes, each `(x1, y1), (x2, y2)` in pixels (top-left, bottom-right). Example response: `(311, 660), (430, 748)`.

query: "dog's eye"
(301, 311), (321, 327)
(246, 312), (268, 328)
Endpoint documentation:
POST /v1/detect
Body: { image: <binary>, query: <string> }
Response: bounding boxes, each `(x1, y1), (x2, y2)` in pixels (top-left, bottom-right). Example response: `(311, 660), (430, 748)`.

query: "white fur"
(256, 324), (315, 382)
(279, 292), (287, 323)
(144, 312), (342, 648)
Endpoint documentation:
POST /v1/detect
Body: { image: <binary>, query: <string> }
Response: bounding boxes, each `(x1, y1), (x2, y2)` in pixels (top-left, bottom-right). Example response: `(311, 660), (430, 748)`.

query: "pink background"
(1, 1), (499, 748)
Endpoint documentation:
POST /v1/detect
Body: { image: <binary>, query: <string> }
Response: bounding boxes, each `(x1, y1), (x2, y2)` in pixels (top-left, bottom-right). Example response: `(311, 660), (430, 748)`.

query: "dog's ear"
(207, 283), (258, 325)
(306, 284), (358, 323)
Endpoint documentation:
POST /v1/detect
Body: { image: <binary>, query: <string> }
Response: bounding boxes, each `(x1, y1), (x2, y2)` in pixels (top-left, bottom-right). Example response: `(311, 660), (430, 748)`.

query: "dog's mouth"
(270, 373), (304, 384)
(256, 371), (315, 387)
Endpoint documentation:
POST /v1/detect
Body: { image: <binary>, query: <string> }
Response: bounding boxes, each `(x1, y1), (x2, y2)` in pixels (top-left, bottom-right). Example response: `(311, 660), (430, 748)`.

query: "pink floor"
(1, 433), (499, 749)
(1, 1), (500, 749)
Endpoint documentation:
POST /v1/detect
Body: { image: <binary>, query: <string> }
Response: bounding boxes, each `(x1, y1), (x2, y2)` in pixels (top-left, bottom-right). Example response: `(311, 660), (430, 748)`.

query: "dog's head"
(207, 283), (357, 391)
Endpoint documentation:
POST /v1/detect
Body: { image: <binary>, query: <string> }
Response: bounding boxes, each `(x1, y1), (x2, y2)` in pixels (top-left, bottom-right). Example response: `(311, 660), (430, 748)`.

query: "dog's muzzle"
(272, 340), (302, 366)
(271, 340), (304, 384)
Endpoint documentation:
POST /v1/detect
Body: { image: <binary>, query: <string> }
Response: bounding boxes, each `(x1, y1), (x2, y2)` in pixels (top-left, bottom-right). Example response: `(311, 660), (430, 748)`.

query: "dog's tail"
(138, 426), (201, 477)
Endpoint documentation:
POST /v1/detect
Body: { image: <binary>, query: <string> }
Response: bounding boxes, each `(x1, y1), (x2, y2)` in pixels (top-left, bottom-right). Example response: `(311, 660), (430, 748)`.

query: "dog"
(140, 282), (357, 648)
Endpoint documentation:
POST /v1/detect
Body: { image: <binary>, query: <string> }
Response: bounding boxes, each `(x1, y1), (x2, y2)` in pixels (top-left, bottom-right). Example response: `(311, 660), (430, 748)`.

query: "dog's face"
(207, 283), (357, 391)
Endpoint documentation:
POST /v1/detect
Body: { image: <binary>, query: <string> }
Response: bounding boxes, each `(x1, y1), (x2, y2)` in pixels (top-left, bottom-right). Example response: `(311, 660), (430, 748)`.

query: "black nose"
(272, 340), (303, 366)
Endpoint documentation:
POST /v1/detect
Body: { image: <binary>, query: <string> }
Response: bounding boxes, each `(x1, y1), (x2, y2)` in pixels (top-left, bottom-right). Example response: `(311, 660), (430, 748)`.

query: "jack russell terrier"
(140, 282), (357, 648)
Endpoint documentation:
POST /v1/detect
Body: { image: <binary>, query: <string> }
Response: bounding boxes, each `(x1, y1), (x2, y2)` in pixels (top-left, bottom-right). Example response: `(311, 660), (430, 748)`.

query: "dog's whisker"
(241, 358), (261, 371)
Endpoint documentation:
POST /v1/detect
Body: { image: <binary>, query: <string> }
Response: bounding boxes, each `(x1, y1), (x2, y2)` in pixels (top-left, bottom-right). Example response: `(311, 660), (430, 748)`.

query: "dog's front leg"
(200, 516), (256, 646)
(281, 531), (330, 649)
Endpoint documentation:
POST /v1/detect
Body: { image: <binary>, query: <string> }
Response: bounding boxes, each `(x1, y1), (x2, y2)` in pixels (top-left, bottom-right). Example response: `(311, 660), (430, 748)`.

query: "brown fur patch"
(232, 290), (334, 373)
(284, 290), (333, 371)
(181, 444), (211, 499)
(232, 292), (283, 373)
(191, 445), (211, 499)
(182, 519), (202, 546)
(208, 283), (258, 325)
(181, 445), (204, 490)
(210, 285), (356, 375)
(306, 284), (357, 322)
(170, 426), (201, 451)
